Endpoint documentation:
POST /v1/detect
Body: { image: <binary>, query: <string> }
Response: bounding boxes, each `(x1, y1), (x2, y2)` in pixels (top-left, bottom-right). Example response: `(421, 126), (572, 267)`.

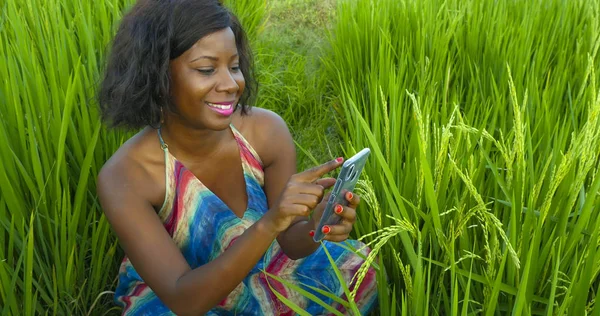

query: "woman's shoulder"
(97, 128), (166, 209)
(233, 106), (287, 132)
(232, 107), (294, 168)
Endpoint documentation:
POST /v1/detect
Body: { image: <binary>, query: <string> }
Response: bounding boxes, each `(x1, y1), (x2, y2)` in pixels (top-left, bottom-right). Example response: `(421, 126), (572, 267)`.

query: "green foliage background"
(1, 0), (599, 314)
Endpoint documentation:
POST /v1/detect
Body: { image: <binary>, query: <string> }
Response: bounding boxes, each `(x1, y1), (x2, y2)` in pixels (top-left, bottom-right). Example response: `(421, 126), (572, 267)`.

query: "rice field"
(1, 0), (599, 314)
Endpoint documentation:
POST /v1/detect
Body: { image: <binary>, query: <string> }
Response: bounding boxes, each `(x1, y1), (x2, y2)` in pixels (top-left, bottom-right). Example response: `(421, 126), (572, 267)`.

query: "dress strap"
(229, 124), (264, 167)
(157, 127), (168, 151)
(156, 127), (172, 214)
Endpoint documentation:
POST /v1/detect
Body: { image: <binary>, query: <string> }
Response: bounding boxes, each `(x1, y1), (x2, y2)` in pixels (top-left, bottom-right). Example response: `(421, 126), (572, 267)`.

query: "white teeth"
(207, 102), (232, 110)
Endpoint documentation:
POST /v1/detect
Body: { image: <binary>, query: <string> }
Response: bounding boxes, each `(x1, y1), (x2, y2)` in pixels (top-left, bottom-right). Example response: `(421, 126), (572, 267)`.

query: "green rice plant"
(323, 0), (600, 314)
(0, 0), (136, 313)
(0, 0), (267, 314)
(11, 0), (600, 314)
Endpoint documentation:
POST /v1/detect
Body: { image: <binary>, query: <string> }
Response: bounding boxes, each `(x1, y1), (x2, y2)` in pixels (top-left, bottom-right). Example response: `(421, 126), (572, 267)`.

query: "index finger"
(295, 157), (344, 183)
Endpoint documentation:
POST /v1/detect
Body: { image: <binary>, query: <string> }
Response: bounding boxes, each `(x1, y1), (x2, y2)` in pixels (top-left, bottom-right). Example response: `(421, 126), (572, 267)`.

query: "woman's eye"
(231, 65), (241, 72)
(196, 68), (214, 75)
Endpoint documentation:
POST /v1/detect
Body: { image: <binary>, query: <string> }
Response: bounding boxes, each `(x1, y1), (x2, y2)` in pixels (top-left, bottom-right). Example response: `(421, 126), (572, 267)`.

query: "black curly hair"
(98, 0), (255, 130)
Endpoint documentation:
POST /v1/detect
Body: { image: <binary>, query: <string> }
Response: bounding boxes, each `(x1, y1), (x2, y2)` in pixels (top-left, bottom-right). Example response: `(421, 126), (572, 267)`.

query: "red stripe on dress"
(258, 271), (292, 315)
(227, 236), (239, 249)
(240, 144), (263, 170)
(132, 283), (148, 296)
(121, 283), (148, 313)
(265, 251), (296, 313)
(233, 132), (263, 169)
(163, 162), (187, 236)
(121, 294), (133, 312)
(265, 250), (290, 275)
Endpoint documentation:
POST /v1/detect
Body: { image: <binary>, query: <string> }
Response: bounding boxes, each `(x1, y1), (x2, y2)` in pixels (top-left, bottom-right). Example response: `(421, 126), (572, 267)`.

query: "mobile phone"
(313, 148), (371, 242)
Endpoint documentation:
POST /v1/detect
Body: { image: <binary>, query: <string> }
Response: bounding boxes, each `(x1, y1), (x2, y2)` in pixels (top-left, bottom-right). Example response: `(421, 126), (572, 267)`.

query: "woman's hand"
(261, 158), (343, 234)
(310, 190), (360, 242)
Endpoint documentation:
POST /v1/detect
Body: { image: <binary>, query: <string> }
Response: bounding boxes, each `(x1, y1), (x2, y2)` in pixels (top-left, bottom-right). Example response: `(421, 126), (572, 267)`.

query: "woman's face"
(168, 27), (245, 130)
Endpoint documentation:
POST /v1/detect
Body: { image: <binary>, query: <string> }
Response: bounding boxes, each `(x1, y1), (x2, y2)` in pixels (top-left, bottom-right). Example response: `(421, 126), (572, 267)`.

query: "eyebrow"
(189, 54), (239, 63)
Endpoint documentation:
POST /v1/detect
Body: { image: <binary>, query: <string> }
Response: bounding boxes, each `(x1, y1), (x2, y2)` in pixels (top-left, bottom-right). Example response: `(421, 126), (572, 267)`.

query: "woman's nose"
(216, 69), (240, 94)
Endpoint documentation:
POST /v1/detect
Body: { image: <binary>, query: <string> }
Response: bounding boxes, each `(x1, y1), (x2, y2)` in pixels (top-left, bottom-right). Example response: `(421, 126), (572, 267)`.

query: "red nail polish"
(336, 157), (344, 163)
(335, 205), (343, 214)
(309, 230), (315, 237)
(322, 226), (331, 234)
(346, 192), (353, 200)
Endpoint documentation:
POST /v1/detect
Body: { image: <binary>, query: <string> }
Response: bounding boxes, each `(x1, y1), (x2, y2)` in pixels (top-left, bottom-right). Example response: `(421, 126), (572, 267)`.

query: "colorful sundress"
(114, 125), (378, 315)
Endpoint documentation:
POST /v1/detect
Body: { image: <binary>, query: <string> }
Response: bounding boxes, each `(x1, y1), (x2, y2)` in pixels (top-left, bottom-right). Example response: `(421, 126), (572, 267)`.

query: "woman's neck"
(158, 122), (232, 163)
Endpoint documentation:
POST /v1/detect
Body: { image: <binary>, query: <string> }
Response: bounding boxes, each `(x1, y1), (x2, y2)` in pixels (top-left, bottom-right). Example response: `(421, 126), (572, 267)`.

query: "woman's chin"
(204, 114), (235, 131)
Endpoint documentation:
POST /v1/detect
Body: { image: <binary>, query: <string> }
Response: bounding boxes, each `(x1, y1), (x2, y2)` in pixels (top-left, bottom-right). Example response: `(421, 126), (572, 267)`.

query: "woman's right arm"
(97, 157), (341, 315)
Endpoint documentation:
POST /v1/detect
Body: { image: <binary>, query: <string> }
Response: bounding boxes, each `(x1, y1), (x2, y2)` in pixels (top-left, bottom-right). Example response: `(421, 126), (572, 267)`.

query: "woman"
(97, 0), (377, 314)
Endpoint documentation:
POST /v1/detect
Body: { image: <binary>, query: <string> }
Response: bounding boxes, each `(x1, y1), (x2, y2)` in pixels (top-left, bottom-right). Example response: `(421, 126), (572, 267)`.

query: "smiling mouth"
(206, 101), (234, 109)
(206, 101), (235, 116)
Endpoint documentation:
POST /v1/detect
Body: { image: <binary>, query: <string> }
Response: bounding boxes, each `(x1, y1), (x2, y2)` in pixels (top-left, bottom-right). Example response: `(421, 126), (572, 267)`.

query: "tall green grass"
(0, 0), (267, 314)
(253, 0), (340, 168)
(5, 0), (598, 314)
(0, 0), (134, 313)
(324, 0), (600, 314)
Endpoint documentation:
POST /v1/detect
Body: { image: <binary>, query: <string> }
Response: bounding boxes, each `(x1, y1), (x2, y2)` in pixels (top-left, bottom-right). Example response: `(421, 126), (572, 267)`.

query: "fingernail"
(335, 157), (344, 163)
(346, 192), (354, 200)
(322, 225), (331, 234)
(309, 230), (315, 237)
(335, 204), (343, 214)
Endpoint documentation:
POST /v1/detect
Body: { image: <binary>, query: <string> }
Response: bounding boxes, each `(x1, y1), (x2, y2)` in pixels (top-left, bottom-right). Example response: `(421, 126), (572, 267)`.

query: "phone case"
(313, 148), (371, 242)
